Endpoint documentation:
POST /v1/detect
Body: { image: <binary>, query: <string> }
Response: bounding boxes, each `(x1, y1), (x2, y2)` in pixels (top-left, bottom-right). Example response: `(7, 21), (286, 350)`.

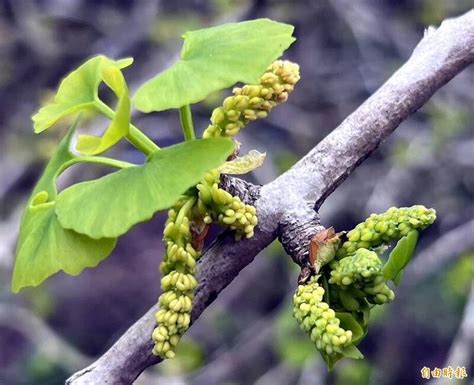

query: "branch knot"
(278, 204), (323, 280)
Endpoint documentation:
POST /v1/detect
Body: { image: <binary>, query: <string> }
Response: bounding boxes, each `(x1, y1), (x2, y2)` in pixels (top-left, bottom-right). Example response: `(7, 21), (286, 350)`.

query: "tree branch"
(67, 10), (474, 384)
(0, 303), (91, 371)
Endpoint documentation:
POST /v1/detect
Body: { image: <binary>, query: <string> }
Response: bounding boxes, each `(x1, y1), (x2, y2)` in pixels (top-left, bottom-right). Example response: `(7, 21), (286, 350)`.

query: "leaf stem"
(128, 124), (160, 155)
(179, 105), (196, 141)
(95, 100), (160, 155)
(59, 156), (136, 175)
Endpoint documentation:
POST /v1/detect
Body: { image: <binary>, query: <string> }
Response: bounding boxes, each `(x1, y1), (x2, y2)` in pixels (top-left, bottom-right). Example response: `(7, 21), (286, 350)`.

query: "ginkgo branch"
(67, 9), (474, 385)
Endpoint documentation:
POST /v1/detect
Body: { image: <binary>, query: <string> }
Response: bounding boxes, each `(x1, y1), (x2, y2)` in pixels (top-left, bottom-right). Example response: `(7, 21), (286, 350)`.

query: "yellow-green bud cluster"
(362, 275), (395, 305)
(300, 206), (435, 367)
(293, 277), (353, 356)
(329, 248), (382, 287)
(196, 170), (258, 240)
(329, 249), (394, 306)
(203, 60), (300, 138)
(153, 170), (259, 358)
(153, 199), (200, 359)
(338, 205), (436, 258)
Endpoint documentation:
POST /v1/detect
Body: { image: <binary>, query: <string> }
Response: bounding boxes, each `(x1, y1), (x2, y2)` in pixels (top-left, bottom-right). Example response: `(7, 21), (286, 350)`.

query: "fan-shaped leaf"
(55, 138), (235, 239)
(133, 19), (295, 112)
(12, 123), (116, 293)
(76, 66), (131, 155)
(32, 55), (132, 133)
(12, 200), (116, 293)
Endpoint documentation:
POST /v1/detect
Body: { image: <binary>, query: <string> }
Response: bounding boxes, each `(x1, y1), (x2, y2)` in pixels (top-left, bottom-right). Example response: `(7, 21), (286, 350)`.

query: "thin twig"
(0, 303), (91, 371)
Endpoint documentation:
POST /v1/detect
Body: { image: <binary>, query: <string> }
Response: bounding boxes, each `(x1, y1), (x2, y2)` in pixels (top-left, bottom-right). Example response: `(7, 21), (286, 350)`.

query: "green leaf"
(360, 300), (371, 326)
(321, 312), (365, 369)
(322, 344), (364, 371)
(12, 201), (116, 293)
(12, 122), (116, 293)
(322, 352), (342, 370)
(339, 290), (360, 312)
(341, 345), (364, 360)
(218, 150), (266, 175)
(336, 312), (365, 344)
(383, 230), (419, 285)
(28, 125), (76, 198)
(133, 19), (295, 112)
(320, 310), (366, 370)
(75, 66), (131, 155)
(55, 138), (235, 239)
(32, 55), (132, 133)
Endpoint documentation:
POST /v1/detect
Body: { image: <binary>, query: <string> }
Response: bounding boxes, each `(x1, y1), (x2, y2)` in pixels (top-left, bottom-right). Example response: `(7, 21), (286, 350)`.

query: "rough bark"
(67, 10), (474, 385)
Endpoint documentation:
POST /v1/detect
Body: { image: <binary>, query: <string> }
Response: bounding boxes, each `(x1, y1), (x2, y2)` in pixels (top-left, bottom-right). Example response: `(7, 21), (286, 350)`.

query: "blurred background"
(0, 0), (473, 384)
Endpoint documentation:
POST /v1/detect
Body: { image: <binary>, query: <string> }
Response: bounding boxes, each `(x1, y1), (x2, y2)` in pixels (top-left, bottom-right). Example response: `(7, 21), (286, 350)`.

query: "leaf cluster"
(13, 19), (296, 292)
